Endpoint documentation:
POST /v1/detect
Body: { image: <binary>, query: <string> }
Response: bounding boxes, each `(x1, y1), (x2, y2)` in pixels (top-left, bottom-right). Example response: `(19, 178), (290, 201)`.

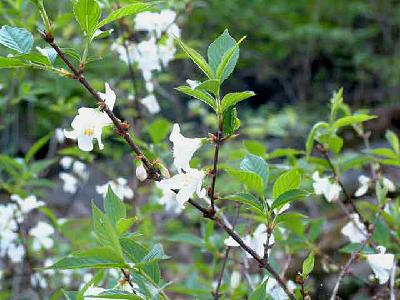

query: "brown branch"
(329, 204), (385, 300)
(213, 204), (241, 300)
(42, 32), (295, 300)
(41, 32), (160, 180)
(209, 118), (224, 214)
(120, 268), (137, 293)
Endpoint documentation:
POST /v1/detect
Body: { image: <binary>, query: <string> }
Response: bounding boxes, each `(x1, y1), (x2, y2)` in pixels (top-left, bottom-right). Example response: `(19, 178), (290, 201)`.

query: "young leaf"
(223, 107), (240, 135)
(92, 202), (122, 255)
(332, 114), (376, 129)
(240, 154), (269, 184)
(195, 79), (220, 96)
(224, 193), (264, 215)
(0, 56), (30, 68)
(175, 86), (216, 110)
(385, 130), (400, 154)
(221, 91), (255, 112)
(225, 168), (264, 197)
(175, 38), (214, 79)
(271, 189), (308, 210)
(46, 247), (127, 269)
(302, 251), (315, 277)
(305, 121), (329, 160)
(249, 281), (267, 300)
(208, 29), (237, 80)
(73, 0), (102, 37)
(147, 118), (172, 144)
(24, 133), (50, 162)
(104, 186), (126, 226)
(215, 36), (246, 82)
(0, 26), (33, 54)
(243, 140), (267, 157)
(138, 243), (170, 266)
(272, 169), (301, 199)
(88, 290), (144, 299)
(96, 3), (152, 29)
(116, 217), (136, 235)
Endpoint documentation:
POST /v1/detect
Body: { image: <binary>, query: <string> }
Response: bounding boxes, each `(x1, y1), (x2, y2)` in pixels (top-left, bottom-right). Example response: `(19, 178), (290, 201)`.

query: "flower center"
(83, 127), (94, 136)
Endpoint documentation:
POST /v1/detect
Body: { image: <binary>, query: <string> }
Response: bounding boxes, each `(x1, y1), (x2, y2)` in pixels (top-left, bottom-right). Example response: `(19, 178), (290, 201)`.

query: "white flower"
(134, 10), (176, 38)
(157, 169), (206, 206)
(133, 37), (161, 80)
(96, 177), (134, 200)
(155, 181), (184, 213)
(230, 271), (241, 290)
(11, 194), (44, 215)
(382, 177), (396, 192)
(186, 79), (200, 89)
(60, 172), (79, 194)
(366, 246), (395, 284)
(312, 171), (342, 202)
(31, 273), (47, 289)
(341, 213), (367, 243)
(266, 278), (296, 300)
(72, 160), (89, 180)
(64, 83), (115, 151)
(84, 285), (107, 300)
(169, 124), (202, 172)
(29, 221), (54, 251)
(140, 94), (160, 114)
(7, 243), (25, 263)
(136, 162), (148, 181)
(224, 224), (274, 258)
(60, 156), (74, 169)
(355, 175), (370, 197)
(55, 128), (65, 143)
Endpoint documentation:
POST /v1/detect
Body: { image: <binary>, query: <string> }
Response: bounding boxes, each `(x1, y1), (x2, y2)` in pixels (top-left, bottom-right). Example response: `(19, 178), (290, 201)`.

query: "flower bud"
(159, 164), (171, 179)
(136, 162), (147, 182)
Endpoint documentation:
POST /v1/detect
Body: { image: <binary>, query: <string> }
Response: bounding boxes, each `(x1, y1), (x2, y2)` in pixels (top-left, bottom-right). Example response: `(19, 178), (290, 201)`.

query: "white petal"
(77, 135), (94, 152)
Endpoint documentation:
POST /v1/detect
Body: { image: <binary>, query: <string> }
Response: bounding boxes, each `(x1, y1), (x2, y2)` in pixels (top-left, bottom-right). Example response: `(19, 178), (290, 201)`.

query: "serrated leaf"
(0, 26), (33, 54)
(302, 251), (314, 277)
(104, 186), (126, 226)
(221, 91), (255, 112)
(333, 114), (376, 129)
(223, 107), (240, 135)
(225, 168), (264, 196)
(73, 0), (102, 37)
(271, 189), (307, 210)
(215, 36), (245, 82)
(175, 38), (214, 78)
(208, 29), (237, 81)
(92, 202), (122, 255)
(272, 170), (301, 199)
(47, 247), (127, 270)
(224, 193), (264, 215)
(0, 56), (30, 68)
(240, 154), (269, 185)
(195, 79), (220, 95)
(139, 243), (169, 266)
(116, 217), (136, 235)
(175, 86), (216, 110)
(96, 3), (152, 29)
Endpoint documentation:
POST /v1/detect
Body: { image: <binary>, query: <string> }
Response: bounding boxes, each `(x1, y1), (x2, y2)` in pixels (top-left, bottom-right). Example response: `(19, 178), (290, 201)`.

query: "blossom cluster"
(59, 156), (89, 194)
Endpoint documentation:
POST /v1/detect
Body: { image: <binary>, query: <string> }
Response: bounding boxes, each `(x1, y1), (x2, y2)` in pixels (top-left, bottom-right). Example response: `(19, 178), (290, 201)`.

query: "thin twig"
(120, 268), (137, 294)
(213, 204), (241, 299)
(209, 119), (224, 213)
(329, 205), (385, 300)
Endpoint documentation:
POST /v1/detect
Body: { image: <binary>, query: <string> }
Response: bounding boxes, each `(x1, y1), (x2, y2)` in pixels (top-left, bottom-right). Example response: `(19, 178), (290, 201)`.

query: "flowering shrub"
(0, 1), (399, 300)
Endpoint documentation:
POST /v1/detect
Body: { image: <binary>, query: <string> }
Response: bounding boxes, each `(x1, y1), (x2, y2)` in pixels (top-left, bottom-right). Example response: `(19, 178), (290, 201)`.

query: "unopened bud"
(136, 162), (147, 182)
(159, 164), (170, 179)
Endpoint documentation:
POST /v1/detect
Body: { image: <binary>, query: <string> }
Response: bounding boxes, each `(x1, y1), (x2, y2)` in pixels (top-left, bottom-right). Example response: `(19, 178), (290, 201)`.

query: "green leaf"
(272, 170), (301, 199)
(208, 29), (238, 81)
(222, 107), (240, 135)
(305, 121), (329, 160)
(47, 247), (127, 269)
(77, 270), (105, 299)
(175, 38), (214, 78)
(104, 186), (126, 226)
(116, 217), (136, 236)
(175, 86), (216, 110)
(73, 0), (102, 37)
(224, 193), (264, 214)
(318, 133), (343, 154)
(302, 251), (314, 277)
(333, 114), (376, 129)
(329, 88), (344, 122)
(96, 3), (152, 29)
(271, 189), (308, 210)
(25, 133), (50, 162)
(215, 36), (246, 82)
(167, 233), (204, 247)
(0, 56), (30, 68)
(28, 159), (55, 174)
(62, 291), (78, 300)
(120, 238), (161, 283)
(147, 118), (172, 144)
(92, 202), (122, 255)
(139, 243), (169, 266)
(385, 130), (400, 154)
(225, 168), (264, 196)
(240, 154), (269, 184)
(368, 148), (398, 159)
(339, 243), (375, 254)
(195, 79), (220, 95)
(0, 26), (33, 54)
(221, 91), (255, 112)
(243, 140), (267, 157)
(87, 290), (144, 299)
(14, 53), (51, 65)
(249, 281), (267, 300)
